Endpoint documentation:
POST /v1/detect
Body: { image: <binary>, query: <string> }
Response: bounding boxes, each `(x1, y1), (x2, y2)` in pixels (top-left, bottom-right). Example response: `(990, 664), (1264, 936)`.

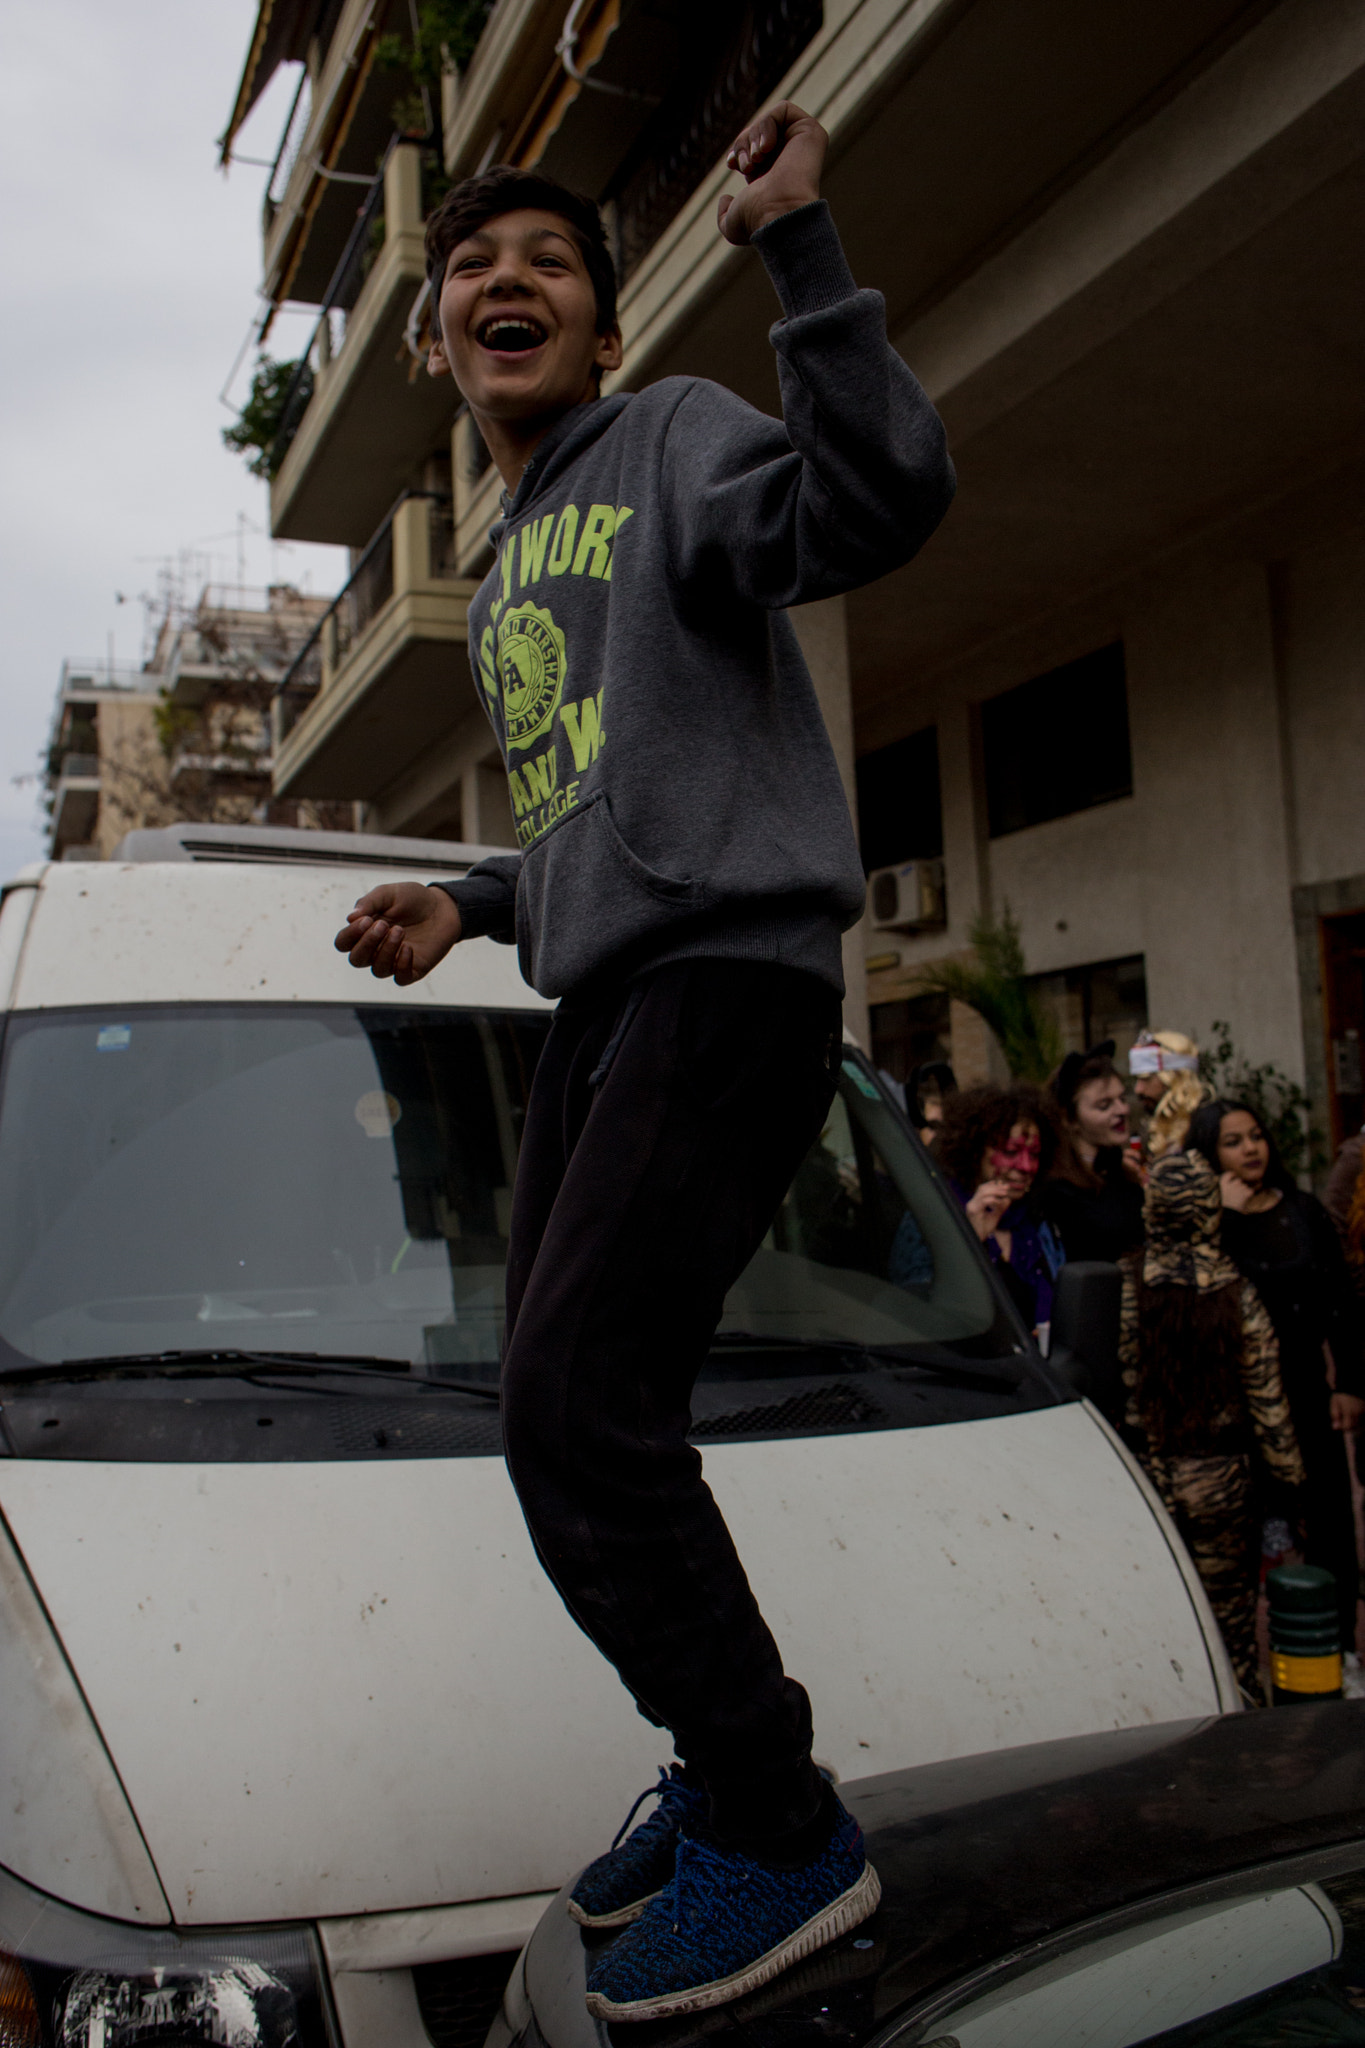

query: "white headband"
(1129, 1044), (1199, 1076)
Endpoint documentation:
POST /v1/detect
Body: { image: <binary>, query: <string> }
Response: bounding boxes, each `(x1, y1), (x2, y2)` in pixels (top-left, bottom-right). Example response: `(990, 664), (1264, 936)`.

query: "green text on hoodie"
(436, 200), (955, 999)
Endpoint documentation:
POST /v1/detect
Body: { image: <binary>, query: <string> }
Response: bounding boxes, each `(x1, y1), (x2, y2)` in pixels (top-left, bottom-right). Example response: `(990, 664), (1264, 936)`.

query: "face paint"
(990, 1136), (1040, 1176)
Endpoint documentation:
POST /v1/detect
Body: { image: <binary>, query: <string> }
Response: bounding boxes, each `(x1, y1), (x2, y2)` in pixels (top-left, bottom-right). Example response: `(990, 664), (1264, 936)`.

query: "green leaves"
(221, 356), (312, 481)
(375, 0), (494, 92)
(915, 906), (1064, 1083)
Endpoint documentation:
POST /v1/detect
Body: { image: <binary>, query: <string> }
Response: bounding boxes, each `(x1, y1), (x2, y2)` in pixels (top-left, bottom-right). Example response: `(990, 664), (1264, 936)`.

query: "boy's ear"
(427, 334), (451, 379)
(594, 324), (624, 378)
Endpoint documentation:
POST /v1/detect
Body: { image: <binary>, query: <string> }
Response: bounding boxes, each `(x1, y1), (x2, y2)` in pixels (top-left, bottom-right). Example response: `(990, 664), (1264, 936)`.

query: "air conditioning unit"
(868, 858), (947, 934)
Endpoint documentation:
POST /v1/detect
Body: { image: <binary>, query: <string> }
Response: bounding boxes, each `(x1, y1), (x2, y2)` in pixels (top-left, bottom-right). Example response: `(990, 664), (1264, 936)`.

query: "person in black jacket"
(1189, 1099), (1365, 1654)
(1042, 1042), (1145, 1263)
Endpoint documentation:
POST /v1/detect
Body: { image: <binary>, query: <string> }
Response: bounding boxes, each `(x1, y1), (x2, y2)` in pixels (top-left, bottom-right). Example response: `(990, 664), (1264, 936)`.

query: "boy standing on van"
(336, 102), (953, 2019)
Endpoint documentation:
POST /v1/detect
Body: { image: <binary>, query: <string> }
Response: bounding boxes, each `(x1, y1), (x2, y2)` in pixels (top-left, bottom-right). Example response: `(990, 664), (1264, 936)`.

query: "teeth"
(481, 318), (545, 345)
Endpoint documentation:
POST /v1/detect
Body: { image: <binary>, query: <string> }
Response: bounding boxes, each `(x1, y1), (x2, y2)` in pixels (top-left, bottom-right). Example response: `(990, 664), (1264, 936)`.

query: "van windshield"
(0, 1006), (1035, 1439)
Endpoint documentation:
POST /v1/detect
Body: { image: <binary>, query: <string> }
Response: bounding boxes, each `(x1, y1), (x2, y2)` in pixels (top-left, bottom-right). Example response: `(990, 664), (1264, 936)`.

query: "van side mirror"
(1050, 1262), (1123, 1422)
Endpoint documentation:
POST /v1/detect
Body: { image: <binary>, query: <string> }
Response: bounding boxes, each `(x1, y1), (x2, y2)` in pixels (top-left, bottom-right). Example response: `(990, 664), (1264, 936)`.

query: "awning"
(219, 0), (318, 164)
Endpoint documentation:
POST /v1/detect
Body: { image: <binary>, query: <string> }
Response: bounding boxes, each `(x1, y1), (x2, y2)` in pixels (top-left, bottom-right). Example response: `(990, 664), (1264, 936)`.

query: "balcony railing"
(608, 0), (824, 279)
(267, 149), (392, 474)
(272, 491), (455, 742)
(264, 66), (313, 231)
(54, 753), (99, 783)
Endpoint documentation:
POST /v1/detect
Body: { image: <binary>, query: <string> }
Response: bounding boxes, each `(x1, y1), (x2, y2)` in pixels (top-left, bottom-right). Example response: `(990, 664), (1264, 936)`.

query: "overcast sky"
(0, 3), (346, 872)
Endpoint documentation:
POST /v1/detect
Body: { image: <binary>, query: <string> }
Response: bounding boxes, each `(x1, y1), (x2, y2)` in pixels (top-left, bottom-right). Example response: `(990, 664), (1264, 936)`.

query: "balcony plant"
(222, 355), (314, 481)
(377, 0), (495, 132)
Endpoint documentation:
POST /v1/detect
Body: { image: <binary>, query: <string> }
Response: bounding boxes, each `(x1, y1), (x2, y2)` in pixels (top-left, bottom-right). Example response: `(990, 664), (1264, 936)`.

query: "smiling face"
(983, 1120), (1041, 1200)
(1217, 1108), (1270, 1189)
(428, 208), (622, 429)
(1072, 1074), (1130, 1152)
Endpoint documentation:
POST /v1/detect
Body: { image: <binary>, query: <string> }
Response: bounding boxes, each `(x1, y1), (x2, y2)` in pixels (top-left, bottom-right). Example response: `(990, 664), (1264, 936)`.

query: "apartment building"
(46, 663), (170, 861)
(45, 586), (348, 858)
(224, 0), (1365, 1156)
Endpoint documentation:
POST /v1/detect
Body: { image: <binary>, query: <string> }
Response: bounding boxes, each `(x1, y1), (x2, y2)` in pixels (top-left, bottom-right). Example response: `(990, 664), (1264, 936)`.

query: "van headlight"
(0, 1860), (332, 2046)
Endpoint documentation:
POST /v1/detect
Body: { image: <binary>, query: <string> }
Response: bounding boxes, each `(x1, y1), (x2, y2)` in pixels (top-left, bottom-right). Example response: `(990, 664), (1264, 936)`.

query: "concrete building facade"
(223, 0), (1365, 1156)
(45, 587), (351, 859)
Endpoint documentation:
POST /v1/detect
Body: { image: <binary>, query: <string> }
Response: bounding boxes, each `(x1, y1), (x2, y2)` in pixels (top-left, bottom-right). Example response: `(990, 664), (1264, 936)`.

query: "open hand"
(333, 882), (462, 985)
(718, 102), (827, 246)
(965, 1178), (1014, 1243)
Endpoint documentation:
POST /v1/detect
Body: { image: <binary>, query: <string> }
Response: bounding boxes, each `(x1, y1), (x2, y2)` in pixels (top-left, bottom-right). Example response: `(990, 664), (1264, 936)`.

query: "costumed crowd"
(899, 1033), (1365, 1704)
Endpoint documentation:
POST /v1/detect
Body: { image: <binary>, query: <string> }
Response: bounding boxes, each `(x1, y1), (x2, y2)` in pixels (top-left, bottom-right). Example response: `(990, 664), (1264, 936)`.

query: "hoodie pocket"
(515, 793), (708, 996)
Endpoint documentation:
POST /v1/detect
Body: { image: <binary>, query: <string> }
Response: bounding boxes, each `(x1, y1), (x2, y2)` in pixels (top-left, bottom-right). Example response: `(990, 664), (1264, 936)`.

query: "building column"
(461, 758), (516, 848)
(1126, 559), (1302, 1082)
(790, 594), (869, 1047)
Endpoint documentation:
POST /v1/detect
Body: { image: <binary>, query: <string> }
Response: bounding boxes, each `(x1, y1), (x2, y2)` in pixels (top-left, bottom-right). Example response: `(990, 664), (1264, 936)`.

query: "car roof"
(3, 859), (552, 1014)
(525, 1702), (1365, 2048)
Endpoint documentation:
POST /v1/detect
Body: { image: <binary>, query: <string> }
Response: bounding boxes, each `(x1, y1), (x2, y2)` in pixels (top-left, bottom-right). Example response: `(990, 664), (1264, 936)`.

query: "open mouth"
(476, 315), (548, 354)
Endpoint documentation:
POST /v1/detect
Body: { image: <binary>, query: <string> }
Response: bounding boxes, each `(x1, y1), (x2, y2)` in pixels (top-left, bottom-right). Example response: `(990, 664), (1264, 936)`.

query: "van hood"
(0, 1407), (1229, 1924)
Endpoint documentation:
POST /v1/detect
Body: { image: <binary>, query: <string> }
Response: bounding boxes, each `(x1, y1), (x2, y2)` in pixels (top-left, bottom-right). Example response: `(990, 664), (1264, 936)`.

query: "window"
(1029, 954), (1148, 1071)
(870, 992), (952, 1091)
(982, 642), (1131, 837)
(856, 726), (943, 873)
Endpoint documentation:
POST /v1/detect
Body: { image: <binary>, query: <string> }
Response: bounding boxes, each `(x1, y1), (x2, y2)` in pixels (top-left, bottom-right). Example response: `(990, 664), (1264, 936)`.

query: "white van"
(0, 829), (1236, 2048)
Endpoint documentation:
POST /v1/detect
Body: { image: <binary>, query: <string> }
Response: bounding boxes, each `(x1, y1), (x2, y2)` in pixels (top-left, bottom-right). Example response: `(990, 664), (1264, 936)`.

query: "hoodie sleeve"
(660, 202), (955, 609)
(431, 854), (520, 946)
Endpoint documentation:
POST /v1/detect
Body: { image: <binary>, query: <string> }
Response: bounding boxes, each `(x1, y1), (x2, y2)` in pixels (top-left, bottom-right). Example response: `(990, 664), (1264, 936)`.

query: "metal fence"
(266, 151), (390, 477)
(272, 492), (452, 746)
(264, 68), (313, 229)
(609, 0), (824, 279)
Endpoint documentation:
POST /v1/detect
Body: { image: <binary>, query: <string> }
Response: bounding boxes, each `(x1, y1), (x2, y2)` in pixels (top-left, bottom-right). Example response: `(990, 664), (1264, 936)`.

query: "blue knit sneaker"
(583, 1794), (879, 2020)
(568, 1765), (707, 1930)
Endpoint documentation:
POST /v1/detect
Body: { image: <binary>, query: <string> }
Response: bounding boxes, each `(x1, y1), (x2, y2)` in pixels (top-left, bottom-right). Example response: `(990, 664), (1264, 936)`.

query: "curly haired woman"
(1120, 1150), (1305, 1697)
(935, 1082), (1064, 1333)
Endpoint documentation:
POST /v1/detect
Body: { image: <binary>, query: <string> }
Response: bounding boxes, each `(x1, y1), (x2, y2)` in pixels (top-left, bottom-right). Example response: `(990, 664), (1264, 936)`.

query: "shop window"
(982, 643), (1132, 837)
(856, 726), (943, 874)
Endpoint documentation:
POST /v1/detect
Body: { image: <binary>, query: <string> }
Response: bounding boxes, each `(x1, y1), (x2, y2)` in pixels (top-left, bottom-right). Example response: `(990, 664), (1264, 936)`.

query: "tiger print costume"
(1120, 1151), (1304, 1697)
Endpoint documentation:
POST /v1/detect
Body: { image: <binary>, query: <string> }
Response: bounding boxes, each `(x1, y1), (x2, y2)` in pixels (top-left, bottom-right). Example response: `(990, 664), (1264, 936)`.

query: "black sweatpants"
(500, 958), (842, 1848)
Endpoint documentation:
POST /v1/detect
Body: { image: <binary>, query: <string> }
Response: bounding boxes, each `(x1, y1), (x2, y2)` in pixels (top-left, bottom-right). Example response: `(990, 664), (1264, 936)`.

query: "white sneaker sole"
(566, 1888), (660, 1931)
(583, 1859), (881, 2021)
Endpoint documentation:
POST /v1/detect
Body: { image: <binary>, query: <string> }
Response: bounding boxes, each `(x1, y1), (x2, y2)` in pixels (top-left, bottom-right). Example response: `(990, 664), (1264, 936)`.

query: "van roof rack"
(110, 824), (499, 871)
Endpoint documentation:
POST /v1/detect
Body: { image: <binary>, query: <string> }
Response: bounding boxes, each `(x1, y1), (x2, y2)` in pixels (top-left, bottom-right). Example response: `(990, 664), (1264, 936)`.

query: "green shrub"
(915, 907), (1064, 1084)
(222, 356), (312, 481)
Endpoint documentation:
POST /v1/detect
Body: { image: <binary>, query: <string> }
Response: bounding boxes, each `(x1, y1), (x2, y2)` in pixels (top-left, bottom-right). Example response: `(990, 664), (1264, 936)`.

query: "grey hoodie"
(436, 201), (954, 999)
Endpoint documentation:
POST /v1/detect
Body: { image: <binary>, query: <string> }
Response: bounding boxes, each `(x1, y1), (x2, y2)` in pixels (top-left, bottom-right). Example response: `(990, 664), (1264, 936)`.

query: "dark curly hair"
(935, 1082), (1059, 1194)
(425, 165), (618, 343)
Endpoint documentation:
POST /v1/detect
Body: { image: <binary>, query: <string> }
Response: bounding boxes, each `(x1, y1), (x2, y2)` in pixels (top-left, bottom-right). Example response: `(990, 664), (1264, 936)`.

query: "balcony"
(50, 754), (101, 855)
(273, 493), (481, 802)
(270, 143), (457, 546)
(252, 0), (404, 309)
(443, 0), (823, 282)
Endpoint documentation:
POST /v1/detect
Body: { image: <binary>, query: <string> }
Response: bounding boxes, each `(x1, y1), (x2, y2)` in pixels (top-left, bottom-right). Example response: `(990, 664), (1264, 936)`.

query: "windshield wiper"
(0, 1349), (503, 1397)
(709, 1331), (1027, 1387)
(710, 1332), (911, 1362)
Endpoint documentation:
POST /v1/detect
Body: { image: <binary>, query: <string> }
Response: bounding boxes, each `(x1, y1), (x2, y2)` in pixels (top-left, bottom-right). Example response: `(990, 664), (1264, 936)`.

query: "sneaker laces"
(611, 1766), (701, 1852)
(667, 1829), (736, 1932)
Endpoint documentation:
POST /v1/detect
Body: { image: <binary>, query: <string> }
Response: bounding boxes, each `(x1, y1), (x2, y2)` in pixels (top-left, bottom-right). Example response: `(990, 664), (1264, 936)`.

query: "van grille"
(327, 1403), (503, 1458)
(413, 1951), (520, 2048)
(321, 1381), (885, 1460)
(691, 1382), (883, 1439)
